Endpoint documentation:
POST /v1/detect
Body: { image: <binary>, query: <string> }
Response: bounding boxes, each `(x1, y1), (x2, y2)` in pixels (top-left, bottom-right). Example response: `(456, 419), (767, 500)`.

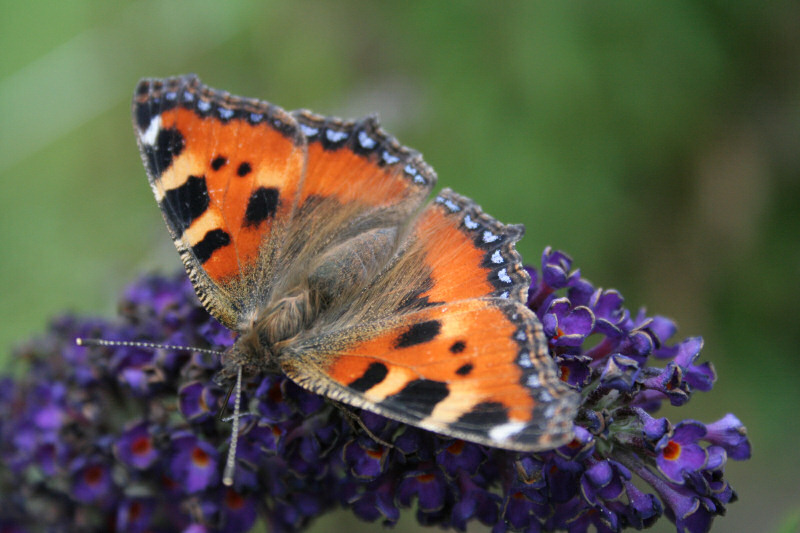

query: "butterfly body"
(133, 75), (579, 452)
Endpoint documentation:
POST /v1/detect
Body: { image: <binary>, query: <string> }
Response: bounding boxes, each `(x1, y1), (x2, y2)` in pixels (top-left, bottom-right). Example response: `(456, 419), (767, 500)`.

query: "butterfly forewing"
(133, 76), (306, 328)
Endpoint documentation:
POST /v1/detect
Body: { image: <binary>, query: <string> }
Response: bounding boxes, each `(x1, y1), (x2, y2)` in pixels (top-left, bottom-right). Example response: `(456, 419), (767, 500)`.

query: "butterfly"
(132, 75), (579, 466)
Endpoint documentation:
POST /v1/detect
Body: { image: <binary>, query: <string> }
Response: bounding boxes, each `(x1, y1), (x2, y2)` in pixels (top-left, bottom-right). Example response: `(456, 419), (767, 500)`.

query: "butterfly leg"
(217, 381), (236, 421)
(330, 399), (395, 449)
(514, 457), (543, 485)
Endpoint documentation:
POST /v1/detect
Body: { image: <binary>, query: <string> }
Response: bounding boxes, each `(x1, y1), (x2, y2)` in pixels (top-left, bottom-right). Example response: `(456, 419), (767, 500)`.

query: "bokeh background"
(1, 2), (798, 532)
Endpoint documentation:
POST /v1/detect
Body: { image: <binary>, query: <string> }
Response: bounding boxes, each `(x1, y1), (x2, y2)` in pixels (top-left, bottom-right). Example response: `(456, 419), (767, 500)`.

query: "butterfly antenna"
(222, 364), (243, 487)
(75, 337), (225, 357)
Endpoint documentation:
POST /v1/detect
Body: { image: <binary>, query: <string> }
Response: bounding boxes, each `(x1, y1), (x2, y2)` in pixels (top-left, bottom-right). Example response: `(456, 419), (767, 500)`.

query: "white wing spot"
(358, 131), (377, 149)
(499, 291), (509, 298)
(404, 164), (426, 184)
(526, 373), (541, 388)
(298, 124), (317, 137)
(326, 129), (348, 143)
(516, 330), (527, 342)
(250, 113), (263, 122)
(140, 115), (162, 146)
(182, 91), (194, 102)
(197, 100), (211, 112)
(464, 215), (479, 229)
(518, 351), (533, 368)
(483, 230), (499, 243)
(165, 91), (177, 101)
(491, 250), (504, 264)
(382, 151), (400, 164)
(498, 268), (512, 284)
(218, 108), (234, 119)
(489, 421), (526, 442)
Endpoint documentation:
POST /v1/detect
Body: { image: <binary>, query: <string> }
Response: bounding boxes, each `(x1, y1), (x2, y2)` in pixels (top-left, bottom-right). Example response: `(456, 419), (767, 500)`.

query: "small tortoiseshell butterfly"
(132, 75), (578, 459)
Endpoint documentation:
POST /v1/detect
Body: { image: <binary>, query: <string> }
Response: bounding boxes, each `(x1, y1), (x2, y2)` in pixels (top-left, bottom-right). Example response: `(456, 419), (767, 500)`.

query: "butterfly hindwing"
(281, 298), (578, 450)
(133, 76), (306, 328)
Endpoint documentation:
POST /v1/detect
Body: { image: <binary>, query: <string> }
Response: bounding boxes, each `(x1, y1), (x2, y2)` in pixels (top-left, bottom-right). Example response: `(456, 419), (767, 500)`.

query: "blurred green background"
(1, 2), (798, 532)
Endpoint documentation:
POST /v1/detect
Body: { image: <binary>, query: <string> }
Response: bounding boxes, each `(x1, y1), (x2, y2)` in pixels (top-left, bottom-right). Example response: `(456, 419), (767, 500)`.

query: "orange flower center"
(447, 440), (465, 455)
(366, 448), (384, 459)
(84, 465), (103, 485)
(663, 440), (681, 461)
(268, 383), (283, 403)
(191, 446), (210, 467)
(129, 501), (143, 519)
(225, 489), (245, 510)
(131, 436), (152, 456)
(199, 392), (209, 412)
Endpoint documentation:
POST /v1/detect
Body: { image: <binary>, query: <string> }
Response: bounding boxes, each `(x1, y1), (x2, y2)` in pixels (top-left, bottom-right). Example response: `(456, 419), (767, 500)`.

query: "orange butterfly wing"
(133, 76), (306, 328)
(281, 190), (579, 450)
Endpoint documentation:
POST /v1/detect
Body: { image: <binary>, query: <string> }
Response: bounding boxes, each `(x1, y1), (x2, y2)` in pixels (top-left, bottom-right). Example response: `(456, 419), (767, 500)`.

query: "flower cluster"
(0, 248), (750, 532)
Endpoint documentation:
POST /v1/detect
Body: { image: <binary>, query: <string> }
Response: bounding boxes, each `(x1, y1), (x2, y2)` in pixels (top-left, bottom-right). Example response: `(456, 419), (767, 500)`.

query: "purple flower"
(435, 439), (484, 477)
(620, 479), (662, 528)
(396, 470), (448, 512)
(541, 247), (580, 290)
(179, 381), (221, 422)
(343, 438), (388, 478)
(115, 498), (155, 533)
(655, 421), (709, 484)
(170, 433), (219, 493)
(115, 421), (159, 470)
(220, 489), (258, 533)
(541, 298), (595, 347)
(554, 353), (593, 388)
(71, 458), (114, 504)
(704, 414), (751, 460)
(451, 473), (500, 529)
(527, 246), (581, 309)
(0, 248), (750, 532)
(597, 354), (640, 392)
(346, 479), (400, 524)
(501, 489), (542, 531)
